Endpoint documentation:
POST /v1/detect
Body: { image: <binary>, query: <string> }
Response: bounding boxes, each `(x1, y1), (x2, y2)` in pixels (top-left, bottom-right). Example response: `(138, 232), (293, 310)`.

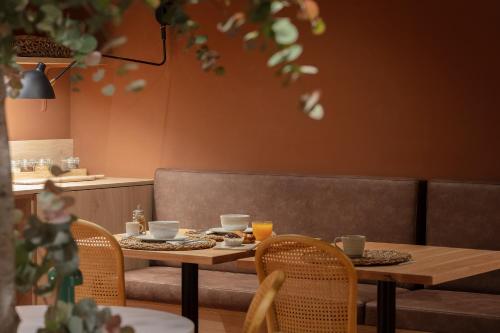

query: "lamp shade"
(18, 63), (55, 99)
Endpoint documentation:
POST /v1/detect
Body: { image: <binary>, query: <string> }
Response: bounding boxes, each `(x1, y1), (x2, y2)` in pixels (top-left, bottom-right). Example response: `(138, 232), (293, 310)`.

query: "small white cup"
(220, 214), (250, 231)
(126, 222), (144, 236)
(334, 235), (366, 258)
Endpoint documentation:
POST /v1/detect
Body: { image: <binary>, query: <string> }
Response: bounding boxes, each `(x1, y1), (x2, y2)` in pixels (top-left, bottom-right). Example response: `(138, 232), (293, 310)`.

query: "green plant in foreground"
(15, 178), (134, 333)
(40, 299), (133, 333)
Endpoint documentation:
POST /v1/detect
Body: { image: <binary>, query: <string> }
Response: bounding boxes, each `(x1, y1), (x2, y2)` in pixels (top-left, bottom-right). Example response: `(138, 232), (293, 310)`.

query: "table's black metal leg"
(182, 263), (199, 333)
(377, 281), (396, 333)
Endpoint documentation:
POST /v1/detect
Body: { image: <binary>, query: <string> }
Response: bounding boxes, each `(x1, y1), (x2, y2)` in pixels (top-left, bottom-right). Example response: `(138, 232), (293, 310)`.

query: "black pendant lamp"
(18, 63), (55, 99)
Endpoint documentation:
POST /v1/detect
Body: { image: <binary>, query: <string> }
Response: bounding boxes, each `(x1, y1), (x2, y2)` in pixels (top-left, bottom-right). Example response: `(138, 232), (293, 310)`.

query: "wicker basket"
(14, 35), (72, 58)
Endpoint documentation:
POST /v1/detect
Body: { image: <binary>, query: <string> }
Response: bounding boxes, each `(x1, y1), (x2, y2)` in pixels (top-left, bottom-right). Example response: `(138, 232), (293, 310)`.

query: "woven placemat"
(351, 249), (412, 266)
(185, 231), (225, 242)
(119, 236), (216, 251)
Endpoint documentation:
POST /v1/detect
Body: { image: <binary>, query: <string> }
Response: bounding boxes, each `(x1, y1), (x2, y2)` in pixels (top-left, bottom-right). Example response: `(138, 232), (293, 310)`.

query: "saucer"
(136, 234), (187, 242)
(208, 227), (253, 234)
(214, 243), (258, 251)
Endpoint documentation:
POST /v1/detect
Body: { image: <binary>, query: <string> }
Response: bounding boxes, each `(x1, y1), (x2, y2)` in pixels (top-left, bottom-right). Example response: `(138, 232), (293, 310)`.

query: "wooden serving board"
(12, 168), (87, 180)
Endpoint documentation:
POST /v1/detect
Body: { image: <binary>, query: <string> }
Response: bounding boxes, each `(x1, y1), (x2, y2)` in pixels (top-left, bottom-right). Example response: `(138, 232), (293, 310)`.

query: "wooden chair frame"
(243, 270), (286, 333)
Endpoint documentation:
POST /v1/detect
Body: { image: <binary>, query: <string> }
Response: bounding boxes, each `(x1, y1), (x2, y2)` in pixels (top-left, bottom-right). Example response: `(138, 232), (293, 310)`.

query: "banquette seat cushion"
(125, 266), (410, 320)
(125, 169), (420, 323)
(365, 181), (500, 332)
(365, 289), (500, 333)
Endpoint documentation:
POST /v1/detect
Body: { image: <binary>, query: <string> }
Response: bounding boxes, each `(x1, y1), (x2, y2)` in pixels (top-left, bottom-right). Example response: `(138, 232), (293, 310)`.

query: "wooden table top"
(115, 233), (254, 266)
(237, 242), (500, 285)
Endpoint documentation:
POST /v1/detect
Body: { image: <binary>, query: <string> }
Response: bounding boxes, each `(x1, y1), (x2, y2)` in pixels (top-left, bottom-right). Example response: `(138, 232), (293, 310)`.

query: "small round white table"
(17, 305), (194, 333)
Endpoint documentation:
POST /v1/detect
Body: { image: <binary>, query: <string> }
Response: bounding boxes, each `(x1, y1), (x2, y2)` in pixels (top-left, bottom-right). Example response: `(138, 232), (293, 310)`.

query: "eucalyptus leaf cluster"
(15, 180), (134, 333)
(39, 299), (134, 333)
(15, 188), (79, 296)
(216, 0), (325, 119)
(1, 0), (326, 119)
(0, 0), (134, 98)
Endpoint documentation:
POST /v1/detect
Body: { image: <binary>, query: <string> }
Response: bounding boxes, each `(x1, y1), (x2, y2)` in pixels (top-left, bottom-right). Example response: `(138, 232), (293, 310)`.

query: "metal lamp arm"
(102, 25), (167, 66)
(50, 24), (167, 85)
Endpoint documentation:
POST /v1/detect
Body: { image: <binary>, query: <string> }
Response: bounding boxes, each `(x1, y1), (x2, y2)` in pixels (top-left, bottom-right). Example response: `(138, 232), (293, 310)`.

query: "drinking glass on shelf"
(252, 221), (273, 241)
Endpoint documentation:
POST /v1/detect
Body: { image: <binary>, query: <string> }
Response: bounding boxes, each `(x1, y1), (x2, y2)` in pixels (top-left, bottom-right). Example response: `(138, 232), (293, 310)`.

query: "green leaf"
(267, 44), (303, 67)
(101, 36), (128, 53)
(301, 90), (324, 120)
(84, 51), (102, 66)
(92, 68), (106, 82)
(116, 63), (139, 76)
(125, 79), (146, 92)
(272, 18), (298, 45)
(214, 66), (225, 76)
(271, 1), (288, 14)
(194, 35), (208, 45)
(144, 0), (160, 8)
(79, 35), (98, 53)
(299, 65), (319, 74)
(40, 4), (62, 22)
(308, 104), (324, 120)
(286, 44), (303, 61)
(312, 17), (326, 35)
(243, 31), (259, 41)
(101, 84), (116, 96)
(15, 0), (28, 12)
(67, 316), (83, 333)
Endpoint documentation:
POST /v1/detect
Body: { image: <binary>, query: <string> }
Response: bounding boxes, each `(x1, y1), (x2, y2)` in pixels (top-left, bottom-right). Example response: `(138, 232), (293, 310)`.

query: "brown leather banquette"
(365, 180), (500, 332)
(125, 169), (419, 323)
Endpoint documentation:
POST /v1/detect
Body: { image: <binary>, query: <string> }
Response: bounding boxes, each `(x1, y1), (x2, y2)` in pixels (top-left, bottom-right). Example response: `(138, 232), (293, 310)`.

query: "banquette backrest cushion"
(154, 169), (419, 244)
(427, 180), (500, 294)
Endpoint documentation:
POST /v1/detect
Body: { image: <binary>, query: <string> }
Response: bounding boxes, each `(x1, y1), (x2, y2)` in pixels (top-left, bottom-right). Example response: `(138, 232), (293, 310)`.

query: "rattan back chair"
(255, 235), (358, 333)
(243, 270), (286, 333)
(71, 219), (126, 306)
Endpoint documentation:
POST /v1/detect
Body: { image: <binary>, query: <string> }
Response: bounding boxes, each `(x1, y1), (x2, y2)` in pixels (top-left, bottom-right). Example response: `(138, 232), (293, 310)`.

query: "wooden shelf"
(15, 56), (73, 68)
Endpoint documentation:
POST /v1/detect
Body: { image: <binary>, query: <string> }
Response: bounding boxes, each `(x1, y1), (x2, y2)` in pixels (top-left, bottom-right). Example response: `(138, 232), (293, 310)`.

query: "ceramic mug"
(126, 222), (144, 236)
(334, 235), (366, 258)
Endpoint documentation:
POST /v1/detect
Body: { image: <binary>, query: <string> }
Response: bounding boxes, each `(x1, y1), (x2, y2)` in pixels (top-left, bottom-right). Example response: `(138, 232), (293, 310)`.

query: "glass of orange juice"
(252, 221), (273, 241)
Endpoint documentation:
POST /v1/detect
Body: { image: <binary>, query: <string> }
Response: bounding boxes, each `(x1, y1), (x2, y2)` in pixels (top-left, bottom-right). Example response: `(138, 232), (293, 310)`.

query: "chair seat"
(364, 289), (500, 333)
(125, 266), (407, 321)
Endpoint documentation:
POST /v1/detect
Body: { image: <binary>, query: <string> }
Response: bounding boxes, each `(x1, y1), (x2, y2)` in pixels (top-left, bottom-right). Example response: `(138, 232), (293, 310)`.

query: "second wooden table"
(237, 241), (500, 333)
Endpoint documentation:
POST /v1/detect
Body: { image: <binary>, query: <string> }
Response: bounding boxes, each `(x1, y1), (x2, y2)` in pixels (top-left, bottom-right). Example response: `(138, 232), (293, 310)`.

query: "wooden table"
(17, 305), (194, 333)
(237, 242), (500, 333)
(116, 233), (254, 333)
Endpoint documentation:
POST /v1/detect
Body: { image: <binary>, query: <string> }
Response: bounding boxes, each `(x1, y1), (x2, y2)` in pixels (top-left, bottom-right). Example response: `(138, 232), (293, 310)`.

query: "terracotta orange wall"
(6, 68), (71, 140)
(71, 0), (500, 181)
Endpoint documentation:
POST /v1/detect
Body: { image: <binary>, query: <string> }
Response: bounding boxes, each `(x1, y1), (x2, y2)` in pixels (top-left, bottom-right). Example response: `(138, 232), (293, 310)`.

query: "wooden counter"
(14, 177), (154, 273)
(13, 177), (153, 196)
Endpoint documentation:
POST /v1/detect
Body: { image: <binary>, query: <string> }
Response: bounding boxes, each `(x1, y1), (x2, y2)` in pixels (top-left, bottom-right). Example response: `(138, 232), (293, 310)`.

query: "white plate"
(208, 227), (253, 234)
(136, 234), (187, 242)
(214, 243), (258, 251)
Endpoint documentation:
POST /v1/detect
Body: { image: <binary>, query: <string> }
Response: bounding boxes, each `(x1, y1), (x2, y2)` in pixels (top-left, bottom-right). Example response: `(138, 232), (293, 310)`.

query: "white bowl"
(224, 237), (243, 247)
(148, 221), (179, 239)
(220, 214), (250, 231)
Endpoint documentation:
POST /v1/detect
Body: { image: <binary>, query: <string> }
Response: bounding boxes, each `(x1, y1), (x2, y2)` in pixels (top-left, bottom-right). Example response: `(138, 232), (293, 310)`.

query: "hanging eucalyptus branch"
(1, 0), (326, 119)
(151, 0), (326, 119)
